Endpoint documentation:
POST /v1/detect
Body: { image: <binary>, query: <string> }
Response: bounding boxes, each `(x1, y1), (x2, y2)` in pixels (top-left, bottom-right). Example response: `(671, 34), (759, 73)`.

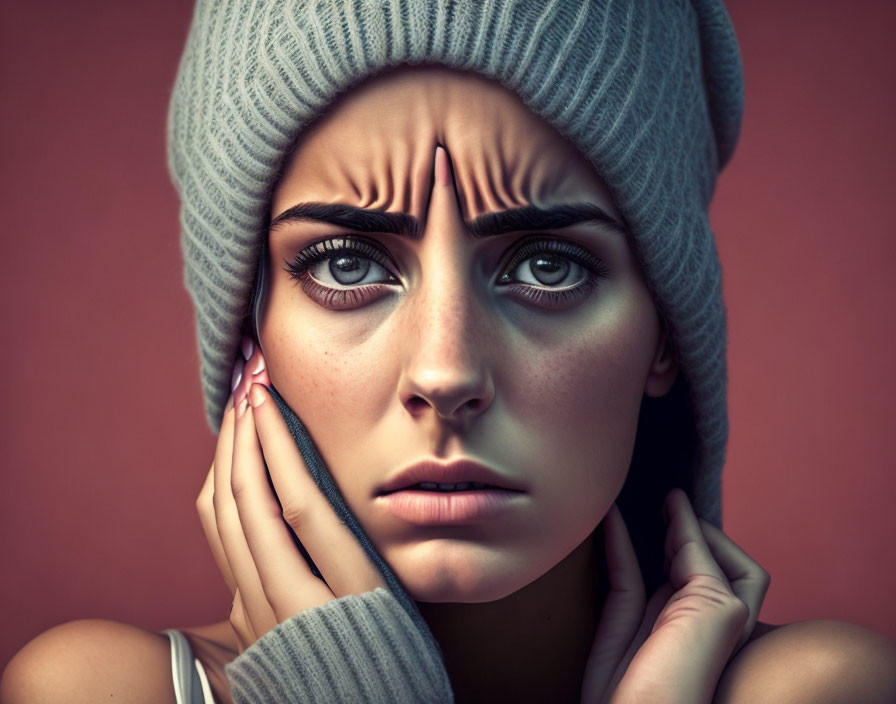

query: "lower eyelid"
(296, 269), (396, 309)
(500, 276), (600, 309)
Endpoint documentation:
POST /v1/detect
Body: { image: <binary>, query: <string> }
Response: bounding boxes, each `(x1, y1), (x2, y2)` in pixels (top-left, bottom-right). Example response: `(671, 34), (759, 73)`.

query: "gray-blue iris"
(530, 255), (568, 285)
(330, 255), (370, 284)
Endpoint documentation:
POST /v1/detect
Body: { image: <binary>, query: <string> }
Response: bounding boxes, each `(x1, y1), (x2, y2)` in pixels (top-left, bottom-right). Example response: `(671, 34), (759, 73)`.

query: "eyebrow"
(269, 201), (627, 240)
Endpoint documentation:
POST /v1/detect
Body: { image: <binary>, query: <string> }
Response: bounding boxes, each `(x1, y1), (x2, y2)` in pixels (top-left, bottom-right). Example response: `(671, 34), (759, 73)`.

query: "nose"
(398, 290), (496, 424)
(397, 146), (495, 427)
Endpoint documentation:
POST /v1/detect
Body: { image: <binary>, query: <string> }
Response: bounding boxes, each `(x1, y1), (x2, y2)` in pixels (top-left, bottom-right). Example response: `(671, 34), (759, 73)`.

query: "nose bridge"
(412, 253), (482, 365)
(397, 145), (494, 422)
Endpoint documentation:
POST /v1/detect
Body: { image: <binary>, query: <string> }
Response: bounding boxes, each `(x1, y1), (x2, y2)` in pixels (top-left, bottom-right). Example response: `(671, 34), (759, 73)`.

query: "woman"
(2, 1), (894, 703)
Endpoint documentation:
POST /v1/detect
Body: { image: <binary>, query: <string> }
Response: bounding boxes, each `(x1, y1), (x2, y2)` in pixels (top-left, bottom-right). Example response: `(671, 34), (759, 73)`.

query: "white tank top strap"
(162, 629), (216, 704)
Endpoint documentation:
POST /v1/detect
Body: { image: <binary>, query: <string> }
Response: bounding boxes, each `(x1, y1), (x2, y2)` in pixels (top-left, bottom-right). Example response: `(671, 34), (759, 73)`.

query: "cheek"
(259, 290), (397, 466)
(506, 300), (658, 516)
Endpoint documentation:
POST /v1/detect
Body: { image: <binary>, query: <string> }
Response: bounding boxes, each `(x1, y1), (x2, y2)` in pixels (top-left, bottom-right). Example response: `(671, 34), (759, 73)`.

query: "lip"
(375, 489), (525, 525)
(374, 459), (527, 526)
(376, 458), (527, 496)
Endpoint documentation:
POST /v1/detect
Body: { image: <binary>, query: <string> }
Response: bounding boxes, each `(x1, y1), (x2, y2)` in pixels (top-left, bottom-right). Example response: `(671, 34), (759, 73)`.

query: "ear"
(644, 331), (678, 398)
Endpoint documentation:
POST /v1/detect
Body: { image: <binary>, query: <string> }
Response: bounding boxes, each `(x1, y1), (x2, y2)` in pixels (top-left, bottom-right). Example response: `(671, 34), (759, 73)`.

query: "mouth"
(390, 481), (512, 493)
(376, 458), (527, 496)
(374, 459), (527, 524)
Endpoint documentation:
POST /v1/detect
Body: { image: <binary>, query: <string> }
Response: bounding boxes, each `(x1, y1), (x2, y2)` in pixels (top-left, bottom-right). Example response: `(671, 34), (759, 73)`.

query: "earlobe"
(644, 332), (678, 398)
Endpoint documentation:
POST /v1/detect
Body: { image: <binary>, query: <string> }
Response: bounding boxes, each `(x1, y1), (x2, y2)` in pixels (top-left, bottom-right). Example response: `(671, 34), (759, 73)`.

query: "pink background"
(1, 0), (894, 670)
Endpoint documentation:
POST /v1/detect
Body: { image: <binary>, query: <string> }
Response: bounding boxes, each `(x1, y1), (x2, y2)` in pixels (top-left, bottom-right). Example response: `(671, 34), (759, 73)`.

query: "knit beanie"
(168, 0), (743, 597)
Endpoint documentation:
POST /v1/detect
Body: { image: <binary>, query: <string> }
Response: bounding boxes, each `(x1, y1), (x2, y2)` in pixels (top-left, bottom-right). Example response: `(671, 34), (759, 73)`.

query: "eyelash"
(284, 237), (399, 310)
(283, 235), (608, 310)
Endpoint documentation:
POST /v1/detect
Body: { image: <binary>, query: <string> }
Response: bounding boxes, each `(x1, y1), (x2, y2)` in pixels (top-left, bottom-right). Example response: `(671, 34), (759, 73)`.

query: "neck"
(416, 531), (604, 704)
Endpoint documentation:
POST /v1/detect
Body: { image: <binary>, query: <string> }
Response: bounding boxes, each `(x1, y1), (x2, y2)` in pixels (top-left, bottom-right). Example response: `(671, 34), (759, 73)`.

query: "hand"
(580, 490), (770, 704)
(195, 339), (387, 651)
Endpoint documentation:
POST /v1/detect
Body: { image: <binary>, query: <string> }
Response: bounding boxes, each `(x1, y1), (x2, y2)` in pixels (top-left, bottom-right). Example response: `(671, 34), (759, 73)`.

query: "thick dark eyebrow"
(269, 201), (627, 240)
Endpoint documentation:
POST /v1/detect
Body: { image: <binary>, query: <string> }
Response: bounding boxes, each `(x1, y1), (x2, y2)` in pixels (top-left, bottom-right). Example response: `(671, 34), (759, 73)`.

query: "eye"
(284, 236), (400, 309)
(308, 251), (391, 286)
(496, 238), (608, 309)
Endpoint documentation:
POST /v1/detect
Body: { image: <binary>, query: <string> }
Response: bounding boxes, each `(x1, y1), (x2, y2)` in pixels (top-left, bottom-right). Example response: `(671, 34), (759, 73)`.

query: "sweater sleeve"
(224, 588), (454, 703)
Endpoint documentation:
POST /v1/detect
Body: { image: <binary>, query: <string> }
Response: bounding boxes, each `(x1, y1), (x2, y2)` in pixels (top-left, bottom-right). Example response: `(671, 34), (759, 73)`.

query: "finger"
(663, 488), (728, 588)
(233, 336), (272, 410)
(214, 398), (277, 640)
(581, 505), (646, 704)
(231, 399), (333, 619)
(229, 590), (251, 653)
(699, 518), (770, 650)
(196, 461), (236, 594)
(248, 383), (387, 598)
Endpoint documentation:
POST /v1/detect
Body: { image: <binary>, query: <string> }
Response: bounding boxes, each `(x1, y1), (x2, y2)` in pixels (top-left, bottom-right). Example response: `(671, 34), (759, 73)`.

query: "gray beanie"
(167, 0), (743, 529)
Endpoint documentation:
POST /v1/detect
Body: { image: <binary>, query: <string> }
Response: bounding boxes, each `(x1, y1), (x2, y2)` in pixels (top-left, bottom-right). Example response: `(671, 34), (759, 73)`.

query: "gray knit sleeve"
(224, 588), (454, 703)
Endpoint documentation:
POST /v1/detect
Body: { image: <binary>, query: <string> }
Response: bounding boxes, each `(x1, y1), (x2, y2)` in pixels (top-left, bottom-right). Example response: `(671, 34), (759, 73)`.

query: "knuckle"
(196, 487), (213, 516)
(230, 474), (248, 502)
(728, 596), (750, 627)
(686, 577), (743, 611)
(280, 499), (309, 529)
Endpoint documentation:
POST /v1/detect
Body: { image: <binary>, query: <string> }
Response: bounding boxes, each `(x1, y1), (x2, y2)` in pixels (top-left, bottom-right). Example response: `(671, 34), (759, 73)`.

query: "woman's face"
(260, 66), (675, 603)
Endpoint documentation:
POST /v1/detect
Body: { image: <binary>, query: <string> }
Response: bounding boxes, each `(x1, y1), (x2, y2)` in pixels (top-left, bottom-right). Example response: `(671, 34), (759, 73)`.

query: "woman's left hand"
(195, 342), (387, 652)
(581, 490), (770, 704)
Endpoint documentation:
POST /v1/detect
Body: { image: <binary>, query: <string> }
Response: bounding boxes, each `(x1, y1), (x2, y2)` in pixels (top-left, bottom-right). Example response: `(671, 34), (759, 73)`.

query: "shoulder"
(714, 619), (896, 704)
(1, 619), (175, 704)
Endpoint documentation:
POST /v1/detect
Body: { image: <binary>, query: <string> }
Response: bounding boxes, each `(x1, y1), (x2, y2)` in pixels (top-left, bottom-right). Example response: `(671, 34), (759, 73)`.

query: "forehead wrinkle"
(447, 133), (544, 221)
(333, 130), (418, 215)
(278, 66), (614, 226)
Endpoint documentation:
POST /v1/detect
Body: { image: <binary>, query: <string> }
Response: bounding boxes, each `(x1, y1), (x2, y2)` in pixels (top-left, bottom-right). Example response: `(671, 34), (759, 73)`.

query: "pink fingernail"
(241, 337), (254, 361)
(231, 358), (244, 392)
(251, 354), (265, 376)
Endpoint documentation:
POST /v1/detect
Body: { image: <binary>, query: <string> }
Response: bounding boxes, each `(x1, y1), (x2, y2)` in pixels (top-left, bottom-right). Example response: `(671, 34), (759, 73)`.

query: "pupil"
(330, 255), (370, 284)
(530, 255), (568, 285)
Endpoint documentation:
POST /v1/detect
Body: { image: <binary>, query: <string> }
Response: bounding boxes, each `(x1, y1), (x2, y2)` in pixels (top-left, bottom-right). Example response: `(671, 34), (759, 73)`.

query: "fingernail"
(251, 354), (265, 376)
(241, 337), (254, 361)
(248, 383), (266, 408)
(231, 358), (244, 392)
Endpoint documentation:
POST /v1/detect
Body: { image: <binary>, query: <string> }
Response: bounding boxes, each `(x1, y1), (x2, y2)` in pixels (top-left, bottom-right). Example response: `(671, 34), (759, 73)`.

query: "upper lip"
(376, 459), (527, 495)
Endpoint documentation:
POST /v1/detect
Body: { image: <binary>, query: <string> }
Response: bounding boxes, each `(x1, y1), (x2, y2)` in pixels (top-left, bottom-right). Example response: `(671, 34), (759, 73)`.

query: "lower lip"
(375, 489), (525, 525)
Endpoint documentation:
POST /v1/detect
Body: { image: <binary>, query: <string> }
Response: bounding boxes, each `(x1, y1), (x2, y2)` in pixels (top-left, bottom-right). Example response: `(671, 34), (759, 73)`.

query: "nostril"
(406, 396), (429, 413)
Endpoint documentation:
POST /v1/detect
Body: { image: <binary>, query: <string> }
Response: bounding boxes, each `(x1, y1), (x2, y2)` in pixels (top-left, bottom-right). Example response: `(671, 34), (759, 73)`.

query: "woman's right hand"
(580, 490), (770, 704)
(193, 338), (387, 652)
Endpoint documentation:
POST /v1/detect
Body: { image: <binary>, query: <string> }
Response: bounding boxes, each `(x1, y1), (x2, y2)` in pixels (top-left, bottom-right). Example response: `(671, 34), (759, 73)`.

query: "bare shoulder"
(0, 619), (174, 704)
(714, 619), (896, 704)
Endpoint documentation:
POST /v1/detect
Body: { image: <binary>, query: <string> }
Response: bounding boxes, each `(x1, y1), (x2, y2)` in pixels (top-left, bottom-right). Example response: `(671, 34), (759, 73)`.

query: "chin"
(388, 540), (543, 604)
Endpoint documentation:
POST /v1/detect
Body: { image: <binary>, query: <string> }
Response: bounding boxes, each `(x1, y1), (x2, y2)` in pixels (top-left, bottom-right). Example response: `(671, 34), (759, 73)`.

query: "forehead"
(272, 65), (619, 222)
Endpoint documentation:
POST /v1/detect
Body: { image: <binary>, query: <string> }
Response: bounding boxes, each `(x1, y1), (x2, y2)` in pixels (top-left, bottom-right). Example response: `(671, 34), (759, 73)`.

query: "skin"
(255, 65), (677, 698)
(260, 64), (677, 606)
(215, 65), (756, 701)
(3, 65), (895, 704)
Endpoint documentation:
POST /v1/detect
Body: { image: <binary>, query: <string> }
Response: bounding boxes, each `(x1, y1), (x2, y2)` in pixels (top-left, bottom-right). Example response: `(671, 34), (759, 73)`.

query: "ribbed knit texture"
(224, 588), (454, 703)
(168, 0), (743, 531)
